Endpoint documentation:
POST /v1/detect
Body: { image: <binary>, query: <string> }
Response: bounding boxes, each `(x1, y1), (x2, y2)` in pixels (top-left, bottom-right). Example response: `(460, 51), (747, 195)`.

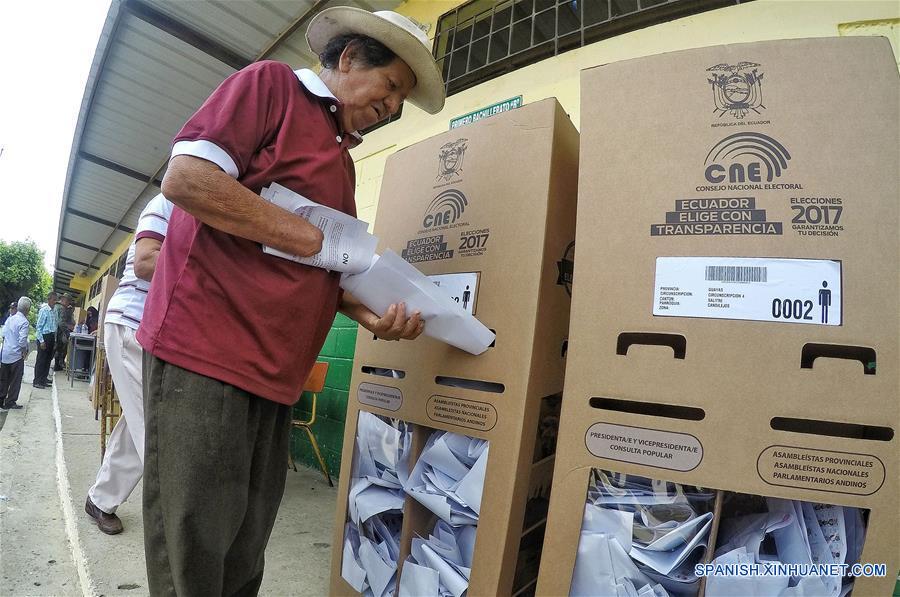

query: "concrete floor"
(0, 355), (337, 596)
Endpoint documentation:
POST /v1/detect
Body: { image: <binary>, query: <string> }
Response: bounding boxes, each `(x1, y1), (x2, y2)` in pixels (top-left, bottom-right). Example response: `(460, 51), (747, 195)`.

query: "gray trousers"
(142, 353), (292, 596)
(0, 358), (25, 407)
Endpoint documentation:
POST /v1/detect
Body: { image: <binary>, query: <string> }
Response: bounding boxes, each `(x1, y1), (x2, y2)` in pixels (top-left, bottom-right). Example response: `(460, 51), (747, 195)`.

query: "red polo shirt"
(137, 61), (361, 405)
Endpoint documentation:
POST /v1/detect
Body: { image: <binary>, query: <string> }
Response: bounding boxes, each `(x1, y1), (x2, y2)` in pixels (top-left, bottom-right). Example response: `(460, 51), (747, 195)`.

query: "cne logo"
(423, 189), (467, 229)
(437, 139), (468, 182)
(707, 62), (765, 119)
(704, 132), (791, 184)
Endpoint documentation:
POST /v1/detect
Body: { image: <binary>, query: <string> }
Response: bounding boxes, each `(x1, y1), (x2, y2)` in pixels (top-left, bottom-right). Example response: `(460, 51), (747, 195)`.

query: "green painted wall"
(290, 312), (358, 478)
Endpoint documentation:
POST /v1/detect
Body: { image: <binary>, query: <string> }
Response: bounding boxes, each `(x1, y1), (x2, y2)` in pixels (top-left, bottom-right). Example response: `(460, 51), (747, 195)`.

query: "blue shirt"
(36, 304), (57, 337)
(1, 312), (30, 364)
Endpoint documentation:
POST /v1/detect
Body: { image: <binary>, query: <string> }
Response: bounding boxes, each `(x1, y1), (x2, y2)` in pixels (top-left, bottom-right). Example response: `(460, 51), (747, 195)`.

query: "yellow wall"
(351, 0), (899, 224)
(76, 1), (899, 297)
(69, 234), (132, 309)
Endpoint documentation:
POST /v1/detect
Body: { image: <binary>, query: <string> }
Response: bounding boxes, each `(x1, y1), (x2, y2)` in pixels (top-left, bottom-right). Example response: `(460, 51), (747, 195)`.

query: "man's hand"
(39, 341), (46, 350)
(366, 303), (424, 341)
(339, 294), (425, 341)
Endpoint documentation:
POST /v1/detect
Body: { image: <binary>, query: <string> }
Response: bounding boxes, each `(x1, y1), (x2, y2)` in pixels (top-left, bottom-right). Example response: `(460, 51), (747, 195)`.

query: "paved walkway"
(0, 356), (337, 596)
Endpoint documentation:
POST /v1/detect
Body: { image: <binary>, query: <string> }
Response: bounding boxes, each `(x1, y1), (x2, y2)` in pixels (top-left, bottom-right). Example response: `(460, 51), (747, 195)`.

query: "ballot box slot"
(617, 332), (687, 359)
(360, 365), (406, 379)
(590, 397), (705, 421)
(769, 417), (894, 442)
(435, 376), (505, 393)
(800, 343), (876, 375)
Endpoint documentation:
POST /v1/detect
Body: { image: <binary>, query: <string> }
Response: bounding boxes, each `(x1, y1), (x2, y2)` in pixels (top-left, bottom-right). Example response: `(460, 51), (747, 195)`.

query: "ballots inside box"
(569, 469), (871, 597)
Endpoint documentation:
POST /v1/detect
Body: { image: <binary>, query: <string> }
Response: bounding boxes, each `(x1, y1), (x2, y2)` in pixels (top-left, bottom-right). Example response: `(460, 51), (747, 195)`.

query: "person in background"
(85, 193), (172, 535)
(85, 306), (99, 334)
(53, 293), (75, 372)
(33, 292), (58, 389)
(75, 306), (101, 372)
(0, 297), (31, 410)
(138, 7), (444, 595)
(1, 302), (16, 326)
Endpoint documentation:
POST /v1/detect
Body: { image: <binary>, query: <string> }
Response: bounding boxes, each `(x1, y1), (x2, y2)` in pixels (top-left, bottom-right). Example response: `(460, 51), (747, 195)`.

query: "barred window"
(433, 0), (748, 97)
(115, 252), (127, 278)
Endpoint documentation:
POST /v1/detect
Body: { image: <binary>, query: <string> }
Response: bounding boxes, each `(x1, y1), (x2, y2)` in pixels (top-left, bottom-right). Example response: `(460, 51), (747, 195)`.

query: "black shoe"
(33, 382), (47, 389)
(5, 404), (22, 410)
(85, 497), (124, 535)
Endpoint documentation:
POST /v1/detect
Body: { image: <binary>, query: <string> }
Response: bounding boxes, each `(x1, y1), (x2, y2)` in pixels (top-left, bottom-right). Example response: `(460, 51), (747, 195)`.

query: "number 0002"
(771, 298), (813, 320)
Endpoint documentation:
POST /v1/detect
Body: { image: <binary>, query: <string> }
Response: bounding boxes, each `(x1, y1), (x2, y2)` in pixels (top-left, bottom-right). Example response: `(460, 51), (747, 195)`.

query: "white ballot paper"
(403, 431), (488, 526)
(572, 471), (717, 596)
(342, 413), (412, 596)
(705, 498), (865, 597)
(340, 250), (495, 355)
(260, 182), (377, 273)
(399, 521), (477, 597)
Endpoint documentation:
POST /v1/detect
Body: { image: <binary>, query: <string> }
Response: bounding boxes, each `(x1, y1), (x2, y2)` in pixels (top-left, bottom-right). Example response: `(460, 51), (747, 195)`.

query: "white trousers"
(88, 323), (145, 514)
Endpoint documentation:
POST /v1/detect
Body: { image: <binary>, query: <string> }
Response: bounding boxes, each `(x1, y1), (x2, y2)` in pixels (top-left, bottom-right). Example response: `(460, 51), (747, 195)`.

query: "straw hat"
(306, 8), (445, 114)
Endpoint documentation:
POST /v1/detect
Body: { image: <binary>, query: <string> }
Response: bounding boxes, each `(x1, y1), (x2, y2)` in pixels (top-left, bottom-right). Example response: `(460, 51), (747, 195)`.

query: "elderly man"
(85, 193), (173, 535)
(33, 291), (58, 388)
(0, 297), (31, 409)
(53, 293), (75, 372)
(138, 7), (444, 595)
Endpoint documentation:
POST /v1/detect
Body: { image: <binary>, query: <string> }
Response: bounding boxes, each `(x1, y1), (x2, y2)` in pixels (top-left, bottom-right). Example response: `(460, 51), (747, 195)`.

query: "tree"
(0, 239), (53, 327)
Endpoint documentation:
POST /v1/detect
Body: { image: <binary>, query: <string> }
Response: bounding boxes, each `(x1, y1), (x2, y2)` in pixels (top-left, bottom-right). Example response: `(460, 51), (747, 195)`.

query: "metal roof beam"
(55, 268), (77, 277)
(66, 208), (135, 233)
(71, 0), (334, 273)
(58, 256), (100, 271)
(79, 151), (163, 186)
(61, 237), (114, 256)
(122, 0), (253, 70)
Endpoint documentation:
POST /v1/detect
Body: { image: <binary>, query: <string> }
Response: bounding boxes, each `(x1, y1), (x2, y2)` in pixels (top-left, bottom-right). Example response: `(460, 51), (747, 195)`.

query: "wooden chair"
(289, 361), (333, 486)
(92, 344), (121, 462)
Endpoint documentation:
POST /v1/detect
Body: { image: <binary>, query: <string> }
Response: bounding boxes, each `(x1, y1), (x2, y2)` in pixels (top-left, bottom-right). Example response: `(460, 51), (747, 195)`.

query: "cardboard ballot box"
(537, 37), (898, 596)
(329, 98), (579, 596)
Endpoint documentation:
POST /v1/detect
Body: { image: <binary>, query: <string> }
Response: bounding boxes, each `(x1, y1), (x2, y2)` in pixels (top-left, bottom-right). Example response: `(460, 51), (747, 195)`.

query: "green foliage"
(0, 239), (52, 329)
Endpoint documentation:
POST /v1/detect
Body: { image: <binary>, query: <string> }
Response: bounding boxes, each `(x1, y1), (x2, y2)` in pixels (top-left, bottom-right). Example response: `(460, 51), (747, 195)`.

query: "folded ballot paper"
(260, 183), (377, 274)
(342, 412), (413, 597)
(571, 470), (717, 597)
(399, 521), (477, 597)
(403, 430), (489, 526)
(705, 497), (867, 597)
(341, 250), (495, 355)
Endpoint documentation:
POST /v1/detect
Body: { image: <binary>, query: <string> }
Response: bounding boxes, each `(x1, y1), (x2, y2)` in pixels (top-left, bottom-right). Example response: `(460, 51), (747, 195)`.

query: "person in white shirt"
(85, 194), (173, 535)
(0, 297), (32, 410)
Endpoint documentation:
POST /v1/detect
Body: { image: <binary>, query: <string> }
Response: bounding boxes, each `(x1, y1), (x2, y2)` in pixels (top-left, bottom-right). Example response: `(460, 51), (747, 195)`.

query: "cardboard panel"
(330, 98), (580, 596)
(538, 37), (898, 596)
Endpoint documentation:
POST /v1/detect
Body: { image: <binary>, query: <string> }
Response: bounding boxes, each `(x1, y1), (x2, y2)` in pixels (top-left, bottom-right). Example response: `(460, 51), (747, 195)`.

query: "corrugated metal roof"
(53, 0), (401, 298)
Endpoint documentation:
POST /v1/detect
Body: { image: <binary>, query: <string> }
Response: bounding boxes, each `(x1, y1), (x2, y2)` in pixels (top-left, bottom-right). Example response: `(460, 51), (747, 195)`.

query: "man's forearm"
(162, 155), (324, 257)
(339, 293), (377, 329)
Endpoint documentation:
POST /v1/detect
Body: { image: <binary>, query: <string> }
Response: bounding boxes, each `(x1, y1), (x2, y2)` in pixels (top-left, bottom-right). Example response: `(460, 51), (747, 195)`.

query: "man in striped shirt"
(85, 193), (172, 535)
(33, 291), (58, 389)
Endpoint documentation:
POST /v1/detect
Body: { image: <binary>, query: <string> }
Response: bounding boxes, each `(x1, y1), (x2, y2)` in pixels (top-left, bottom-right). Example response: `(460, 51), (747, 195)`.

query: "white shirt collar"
(294, 69), (337, 100)
(293, 69), (363, 142)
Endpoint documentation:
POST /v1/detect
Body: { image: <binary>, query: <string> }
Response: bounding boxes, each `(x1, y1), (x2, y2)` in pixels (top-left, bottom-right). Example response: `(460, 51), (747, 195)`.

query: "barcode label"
(654, 257), (842, 326)
(705, 265), (767, 283)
